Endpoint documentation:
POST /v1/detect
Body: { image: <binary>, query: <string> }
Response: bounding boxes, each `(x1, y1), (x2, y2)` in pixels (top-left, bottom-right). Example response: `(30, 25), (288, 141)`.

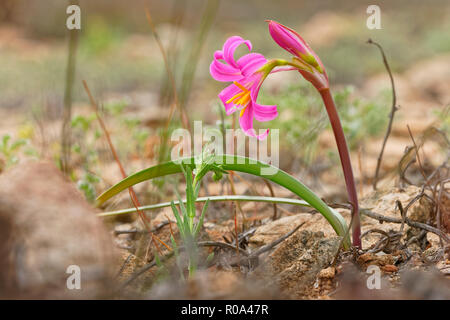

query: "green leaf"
(183, 165), (196, 220)
(170, 235), (179, 256)
(10, 139), (27, 151)
(96, 155), (350, 249)
(206, 252), (215, 264)
(2, 134), (11, 148)
(98, 195), (311, 217)
(170, 201), (185, 239)
(193, 198), (209, 238)
(194, 182), (201, 199)
(154, 250), (163, 267)
(174, 188), (188, 220)
(170, 235), (185, 281)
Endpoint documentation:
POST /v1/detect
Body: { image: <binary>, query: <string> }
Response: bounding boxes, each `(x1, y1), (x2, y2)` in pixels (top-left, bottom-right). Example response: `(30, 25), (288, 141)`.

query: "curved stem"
(96, 155), (350, 249)
(319, 88), (361, 248)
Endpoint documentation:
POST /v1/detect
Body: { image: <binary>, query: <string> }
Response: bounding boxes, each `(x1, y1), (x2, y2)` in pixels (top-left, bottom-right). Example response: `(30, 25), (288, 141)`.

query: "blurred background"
(0, 0), (448, 203)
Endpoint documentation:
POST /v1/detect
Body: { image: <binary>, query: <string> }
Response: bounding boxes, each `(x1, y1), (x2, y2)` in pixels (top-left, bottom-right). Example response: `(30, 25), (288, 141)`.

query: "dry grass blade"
(178, 0), (220, 109)
(82, 80), (171, 254)
(145, 7), (190, 131)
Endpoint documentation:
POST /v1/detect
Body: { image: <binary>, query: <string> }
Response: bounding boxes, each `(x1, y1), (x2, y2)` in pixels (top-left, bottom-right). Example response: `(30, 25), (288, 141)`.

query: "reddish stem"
(319, 88), (361, 248)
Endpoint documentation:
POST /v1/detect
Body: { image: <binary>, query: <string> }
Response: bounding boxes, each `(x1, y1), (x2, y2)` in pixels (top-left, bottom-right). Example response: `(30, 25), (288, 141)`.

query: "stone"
(249, 213), (340, 248)
(0, 161), (117, 298)
(318, 266), (336, 279)
(264, 230), (341, 298)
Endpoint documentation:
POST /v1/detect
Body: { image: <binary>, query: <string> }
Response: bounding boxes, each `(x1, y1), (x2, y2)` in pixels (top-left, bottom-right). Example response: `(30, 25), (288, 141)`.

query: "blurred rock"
(337, 262), (450, 300)
(401, 269), (450, 299)
(334, 261), (396, 299)
(301, 11), (352, 48)
(146, 270), (286, 299)
(264, 230), (341, 298)
(249, 214), (312, 247)
(0, 161), (117, 298)
(439, 191), (450, 233)
(406, 54), (450, 104)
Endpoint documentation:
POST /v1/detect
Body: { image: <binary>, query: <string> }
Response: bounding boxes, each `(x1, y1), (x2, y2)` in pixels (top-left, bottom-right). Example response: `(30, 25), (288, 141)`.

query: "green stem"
(319, 88), (361, 248)
(188, 258), (196, 278)
(96, 155), (350, 248)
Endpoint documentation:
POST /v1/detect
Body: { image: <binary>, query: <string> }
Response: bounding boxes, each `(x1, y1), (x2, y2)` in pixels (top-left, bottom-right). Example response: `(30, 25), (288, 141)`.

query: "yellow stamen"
(225, 81), (252, 117)
(239, 105), (248, 117)
(226, 81), (252, 109)
(233, 81), (249, 92)
(226, 91), (244, 104)
(236, 91), (250, 105)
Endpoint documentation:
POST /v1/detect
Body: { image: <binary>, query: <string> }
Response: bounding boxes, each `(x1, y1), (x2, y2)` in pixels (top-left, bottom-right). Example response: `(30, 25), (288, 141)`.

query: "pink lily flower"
(210, 36), (278, 140)
(267, 20), (329, 91)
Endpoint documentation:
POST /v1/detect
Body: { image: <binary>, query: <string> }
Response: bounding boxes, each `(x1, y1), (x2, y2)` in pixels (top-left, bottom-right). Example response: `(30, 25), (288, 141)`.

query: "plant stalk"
(319, 88), (361, 248)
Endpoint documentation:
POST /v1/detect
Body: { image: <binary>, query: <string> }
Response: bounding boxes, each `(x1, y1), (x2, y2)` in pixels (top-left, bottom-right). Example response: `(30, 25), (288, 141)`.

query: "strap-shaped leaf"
(96, 155), (350, 248)
(193, 198), (210, 238)
(170, 201), (185, 239)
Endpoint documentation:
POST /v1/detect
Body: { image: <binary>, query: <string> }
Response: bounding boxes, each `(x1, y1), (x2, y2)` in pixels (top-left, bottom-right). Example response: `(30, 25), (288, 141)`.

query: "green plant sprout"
(167, 149), (225, 278)
(170, 165), (210, 278)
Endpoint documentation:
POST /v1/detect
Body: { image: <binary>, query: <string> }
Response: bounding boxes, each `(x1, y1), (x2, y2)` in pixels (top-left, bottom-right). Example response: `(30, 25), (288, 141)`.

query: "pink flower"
(267, 20), (329, 91)
(210, 36), (278, 140)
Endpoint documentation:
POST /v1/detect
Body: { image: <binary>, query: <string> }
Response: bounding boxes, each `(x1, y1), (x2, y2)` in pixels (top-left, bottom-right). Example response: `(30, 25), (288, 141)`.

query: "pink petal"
(223, 36), (252, 68)
(214, 50), (224, 60)
(218, 83), (242, 115)
(210, 59), (242, 82)
(267, 20), (328, 83)
(237, 53), (267, 77)
(268, 20), (309, 57)
(255, 129), (270, 140)
(238, 104), (270, 140)
(252, 103), (278, 122)
(248, 73), (265, 101)
(239, 104), (254, 133)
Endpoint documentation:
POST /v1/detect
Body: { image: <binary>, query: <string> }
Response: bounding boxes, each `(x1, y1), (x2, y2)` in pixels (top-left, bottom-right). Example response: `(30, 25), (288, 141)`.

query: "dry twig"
(360, 208), (450, 242)
(368, 39), (399, 190)
(145, 8), (190, 131)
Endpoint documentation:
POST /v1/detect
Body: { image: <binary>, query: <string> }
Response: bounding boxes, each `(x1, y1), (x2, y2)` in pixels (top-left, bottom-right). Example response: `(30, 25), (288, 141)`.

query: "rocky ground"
(0, 21), (448, 299)
(0, 157), (448, 299)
